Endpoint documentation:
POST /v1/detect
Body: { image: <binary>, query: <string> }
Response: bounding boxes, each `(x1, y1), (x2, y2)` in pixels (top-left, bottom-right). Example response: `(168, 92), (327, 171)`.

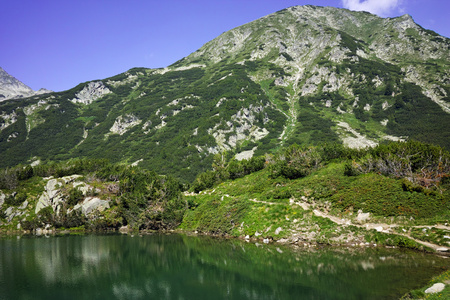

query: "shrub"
(66, 188), (84, 206)
(269, 144), (322, 179)
(5, 192), (27, 206)
(344, 141), (450, 189)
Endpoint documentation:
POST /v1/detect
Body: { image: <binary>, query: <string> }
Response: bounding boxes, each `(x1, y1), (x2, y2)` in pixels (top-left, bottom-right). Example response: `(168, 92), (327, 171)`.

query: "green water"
(0, 233), (448, 300)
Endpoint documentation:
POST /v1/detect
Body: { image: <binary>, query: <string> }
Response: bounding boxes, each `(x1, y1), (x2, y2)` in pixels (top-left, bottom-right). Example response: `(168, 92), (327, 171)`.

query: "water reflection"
(0, 233), (448, 300)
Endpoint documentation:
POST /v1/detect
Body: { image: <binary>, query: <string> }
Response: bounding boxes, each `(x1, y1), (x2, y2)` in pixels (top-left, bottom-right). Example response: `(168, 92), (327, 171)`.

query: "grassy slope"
(182, 162), (450, 249)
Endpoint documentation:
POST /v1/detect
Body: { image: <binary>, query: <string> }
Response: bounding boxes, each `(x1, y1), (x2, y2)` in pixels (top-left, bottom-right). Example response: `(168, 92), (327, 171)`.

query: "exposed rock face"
(35, 175), (82, 214)
(34, 175), (110, 217)
(109, 114), (142, 135)
(0, 67), (52, 101)
(71, 81), (111, 105)
(73, 197), (110, 215)
(208, 105), (269, 151)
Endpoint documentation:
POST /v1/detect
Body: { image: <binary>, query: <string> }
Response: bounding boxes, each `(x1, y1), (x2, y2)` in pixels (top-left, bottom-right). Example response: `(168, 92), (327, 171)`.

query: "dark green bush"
(67, 188), (84, 206)
(269, 144), (322, 179)
(5, 192), (27, 206)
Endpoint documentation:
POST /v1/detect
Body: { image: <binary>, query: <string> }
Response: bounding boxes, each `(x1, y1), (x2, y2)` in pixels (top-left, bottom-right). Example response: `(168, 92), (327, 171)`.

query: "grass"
(409, 227), (450, 247)
(180, 159), (450, 250)
(402, 270), (450, 299)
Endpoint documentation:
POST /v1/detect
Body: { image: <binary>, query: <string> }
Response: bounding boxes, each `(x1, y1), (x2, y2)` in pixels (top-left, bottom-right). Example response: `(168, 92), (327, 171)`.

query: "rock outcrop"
(34, 175), (108, 217)
(71, 81), (111, 105)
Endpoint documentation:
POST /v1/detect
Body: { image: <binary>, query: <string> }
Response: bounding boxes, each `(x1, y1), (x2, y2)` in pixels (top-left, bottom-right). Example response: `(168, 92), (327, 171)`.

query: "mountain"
(0, 5), (449, 182)
(0, 67), (52, 101)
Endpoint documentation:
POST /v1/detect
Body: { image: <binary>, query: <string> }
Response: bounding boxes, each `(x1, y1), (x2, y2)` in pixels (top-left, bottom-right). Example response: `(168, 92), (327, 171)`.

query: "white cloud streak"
(341, 0), (401, 17)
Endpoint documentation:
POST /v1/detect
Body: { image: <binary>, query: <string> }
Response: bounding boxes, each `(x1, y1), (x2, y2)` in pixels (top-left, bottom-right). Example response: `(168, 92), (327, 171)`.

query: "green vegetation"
(0, 159), (185, 231)
(1, 6), (449, 262)
(1, 5), (449, 183)
(183, 141), (449, 248)
(402, 270), (450, 299)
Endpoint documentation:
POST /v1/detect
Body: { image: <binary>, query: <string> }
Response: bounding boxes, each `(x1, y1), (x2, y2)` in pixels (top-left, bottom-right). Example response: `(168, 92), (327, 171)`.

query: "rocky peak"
(0, 67), (34, 101)
(0, 67), (52, 101)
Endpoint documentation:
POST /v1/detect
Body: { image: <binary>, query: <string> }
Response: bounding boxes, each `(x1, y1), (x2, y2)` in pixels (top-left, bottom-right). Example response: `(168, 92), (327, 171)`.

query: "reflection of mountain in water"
(0, 234), (447, 299)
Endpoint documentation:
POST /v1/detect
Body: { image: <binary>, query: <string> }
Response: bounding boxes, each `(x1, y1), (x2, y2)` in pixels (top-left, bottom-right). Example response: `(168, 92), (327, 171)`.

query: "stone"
(73, 197), (110, 215)
(424, 283), (445, 294)
(18, 200), (28, 210)
(0, 192), (5, 207)
(375, 226), (383, 232)
(436, 247), (449, 252)
(356, 210), (370, 222)
(5, 207), (14, 218)
(275, 227), (283, 235)
(119, 225), (131, 233)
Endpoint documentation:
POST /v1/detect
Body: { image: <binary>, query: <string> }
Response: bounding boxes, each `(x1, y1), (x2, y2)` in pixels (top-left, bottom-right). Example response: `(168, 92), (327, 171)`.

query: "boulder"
(356, 210), (370, 222)
(73, 197), (110, 215)
(425, 283), (445, 294)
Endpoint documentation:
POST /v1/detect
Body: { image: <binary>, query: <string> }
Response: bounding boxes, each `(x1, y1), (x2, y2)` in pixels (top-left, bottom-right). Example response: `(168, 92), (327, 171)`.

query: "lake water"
(0, 233), (448, 300)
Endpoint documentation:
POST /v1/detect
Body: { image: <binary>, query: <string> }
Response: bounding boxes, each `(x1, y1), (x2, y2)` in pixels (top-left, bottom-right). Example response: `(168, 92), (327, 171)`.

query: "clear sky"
(1, 0), (449, 92)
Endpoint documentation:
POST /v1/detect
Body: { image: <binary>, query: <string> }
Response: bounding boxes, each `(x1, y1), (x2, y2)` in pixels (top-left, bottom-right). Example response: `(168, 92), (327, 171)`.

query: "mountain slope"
(0, 5), (449, 182)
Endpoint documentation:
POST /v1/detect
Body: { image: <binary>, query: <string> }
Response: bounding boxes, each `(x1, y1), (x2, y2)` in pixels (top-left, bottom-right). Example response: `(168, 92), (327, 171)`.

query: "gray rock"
(0, 67), (34, 101)
(73, 197), (109, 215)
(356, 210), (370, 222)
(18, 200), (28, 210)
(71, 81), (111, 105)
(5, 207), (14, 218)
(425, 283), (445, 294)
(35, 175), (83, 214)
(119, 225), (131, 233)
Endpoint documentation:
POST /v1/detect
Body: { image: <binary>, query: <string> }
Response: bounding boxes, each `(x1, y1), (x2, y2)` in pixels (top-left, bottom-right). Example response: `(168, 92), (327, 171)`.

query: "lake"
(0, 233), (448, 299)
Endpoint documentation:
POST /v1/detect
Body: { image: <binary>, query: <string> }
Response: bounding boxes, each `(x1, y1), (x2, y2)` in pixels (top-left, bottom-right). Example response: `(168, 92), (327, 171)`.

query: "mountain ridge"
(0, 5), (449, 182)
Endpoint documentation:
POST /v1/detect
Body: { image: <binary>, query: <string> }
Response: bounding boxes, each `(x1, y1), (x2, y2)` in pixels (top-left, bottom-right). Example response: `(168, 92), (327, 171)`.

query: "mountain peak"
(0, 67), (51, 101)
(0, 6), (449, 181)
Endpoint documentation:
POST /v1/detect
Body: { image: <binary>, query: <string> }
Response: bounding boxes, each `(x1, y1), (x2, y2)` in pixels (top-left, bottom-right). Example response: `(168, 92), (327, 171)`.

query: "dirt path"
(250, 198), (449, 253)
(308, 204), (449, 253)
(190, 194), (449, 253)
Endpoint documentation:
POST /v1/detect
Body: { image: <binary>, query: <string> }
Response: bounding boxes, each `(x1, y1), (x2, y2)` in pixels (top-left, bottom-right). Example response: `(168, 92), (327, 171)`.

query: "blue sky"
(1, 0), (449, 92)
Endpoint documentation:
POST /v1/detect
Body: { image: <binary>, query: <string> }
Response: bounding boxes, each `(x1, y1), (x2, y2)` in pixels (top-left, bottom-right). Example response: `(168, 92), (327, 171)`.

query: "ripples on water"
(0, 233), (448, 300)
